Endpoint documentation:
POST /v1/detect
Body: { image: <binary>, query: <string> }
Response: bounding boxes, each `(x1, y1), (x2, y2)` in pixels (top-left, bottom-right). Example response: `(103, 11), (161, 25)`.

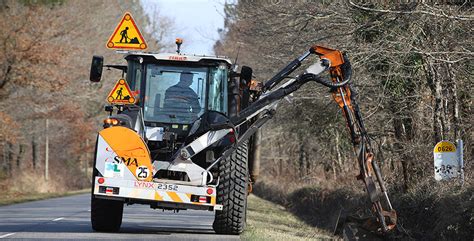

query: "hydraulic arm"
(312, 46), (397, 233)
(175, 44), (397, 233)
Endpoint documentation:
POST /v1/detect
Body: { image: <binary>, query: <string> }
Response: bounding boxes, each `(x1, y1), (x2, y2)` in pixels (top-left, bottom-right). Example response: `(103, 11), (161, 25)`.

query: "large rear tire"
(213, 142), (249, 234)
(91, 195), (124, 232)
(90, 137), (124, 232)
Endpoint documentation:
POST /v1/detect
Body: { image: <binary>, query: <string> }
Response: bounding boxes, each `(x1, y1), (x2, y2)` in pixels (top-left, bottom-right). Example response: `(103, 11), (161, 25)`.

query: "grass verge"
(242, 194), (335, 240)
(0, 189), (90, 206)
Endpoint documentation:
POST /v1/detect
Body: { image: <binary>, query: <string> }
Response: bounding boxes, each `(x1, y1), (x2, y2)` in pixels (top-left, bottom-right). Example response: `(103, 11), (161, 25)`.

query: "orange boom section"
(312, 45), (352, 109)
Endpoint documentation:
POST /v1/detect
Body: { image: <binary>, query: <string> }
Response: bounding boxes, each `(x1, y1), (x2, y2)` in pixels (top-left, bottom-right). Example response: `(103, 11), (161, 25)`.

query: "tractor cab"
(89, 50), (248, 176)
(125, 53), (231, 137)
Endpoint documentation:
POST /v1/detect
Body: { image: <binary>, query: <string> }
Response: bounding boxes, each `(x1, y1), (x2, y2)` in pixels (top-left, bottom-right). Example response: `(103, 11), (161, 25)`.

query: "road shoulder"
(0, 189), (90, 206)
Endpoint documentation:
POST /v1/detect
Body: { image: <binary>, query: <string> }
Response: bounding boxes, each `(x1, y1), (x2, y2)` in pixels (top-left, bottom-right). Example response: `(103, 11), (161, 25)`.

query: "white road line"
(87, 209), (91, 212)
(52, 217), (64, 221)
(0, 233), (15, 239)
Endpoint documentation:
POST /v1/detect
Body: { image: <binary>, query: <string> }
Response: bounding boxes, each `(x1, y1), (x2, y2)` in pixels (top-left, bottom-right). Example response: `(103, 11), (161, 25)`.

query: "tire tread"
(213, 142), (249, 234)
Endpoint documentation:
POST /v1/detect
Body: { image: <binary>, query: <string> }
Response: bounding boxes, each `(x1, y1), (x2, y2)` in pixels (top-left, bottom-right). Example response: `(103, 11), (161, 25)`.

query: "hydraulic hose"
(298, 73), (351, 88)
(263, 51), (311, 91)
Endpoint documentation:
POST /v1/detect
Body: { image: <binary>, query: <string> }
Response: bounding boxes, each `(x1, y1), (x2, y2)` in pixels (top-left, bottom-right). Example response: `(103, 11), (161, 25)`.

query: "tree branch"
(348, 0), (473, 21)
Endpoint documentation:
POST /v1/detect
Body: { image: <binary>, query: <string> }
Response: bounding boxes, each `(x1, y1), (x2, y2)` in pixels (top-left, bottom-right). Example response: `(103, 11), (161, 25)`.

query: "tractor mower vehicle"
(89, 41), (397, 235)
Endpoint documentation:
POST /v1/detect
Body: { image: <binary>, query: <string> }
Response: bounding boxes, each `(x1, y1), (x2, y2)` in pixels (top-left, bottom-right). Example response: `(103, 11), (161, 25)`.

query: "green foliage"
(410, 52), (424, 70)
(353, 16), (384, 43)
(382, 77), (415, 98)
(369, 56), (390, 72)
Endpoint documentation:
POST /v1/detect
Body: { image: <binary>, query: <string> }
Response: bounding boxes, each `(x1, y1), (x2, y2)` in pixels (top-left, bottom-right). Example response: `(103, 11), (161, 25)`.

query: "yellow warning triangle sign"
(107, 79), (136, 104)
(106, 12), (147, 50)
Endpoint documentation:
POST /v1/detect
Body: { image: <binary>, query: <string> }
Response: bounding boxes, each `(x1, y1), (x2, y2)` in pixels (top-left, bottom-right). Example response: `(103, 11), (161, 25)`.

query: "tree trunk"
(335, 129), (343, 170)
(448, 63), (461, 140)
(32, 136), (37, 169)
(16, 144), (24, 168)
(298, 137), (307, 176)
(277, 141), (283, 175)
(2, 142), (6, 174)
(433, 63), (444, 142)
(393, 118), (409, 191)
(332, 129), (343, 179)
(7, 142), (12, 177)
(425, 60), (444, 143)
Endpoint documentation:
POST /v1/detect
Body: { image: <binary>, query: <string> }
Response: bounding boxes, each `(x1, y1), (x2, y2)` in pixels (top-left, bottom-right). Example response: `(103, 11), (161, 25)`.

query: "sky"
(141, 0), (226, 55)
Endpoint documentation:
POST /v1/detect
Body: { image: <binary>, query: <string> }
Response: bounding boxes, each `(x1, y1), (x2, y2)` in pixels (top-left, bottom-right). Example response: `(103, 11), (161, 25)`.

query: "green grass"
(243, 194), (335, 241)
(0, 189), (90, 206)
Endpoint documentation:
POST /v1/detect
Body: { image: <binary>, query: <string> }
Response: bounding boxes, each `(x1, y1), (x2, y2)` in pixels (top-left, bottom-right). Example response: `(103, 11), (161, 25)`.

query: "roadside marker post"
(433, 140), (463, 182)
(457, 139), (464, 186)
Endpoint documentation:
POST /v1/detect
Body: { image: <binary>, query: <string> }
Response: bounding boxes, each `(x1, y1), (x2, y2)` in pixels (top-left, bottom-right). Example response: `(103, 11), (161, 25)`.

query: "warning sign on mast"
(106, 12), (147, 50)
(107, 79), (136, 104)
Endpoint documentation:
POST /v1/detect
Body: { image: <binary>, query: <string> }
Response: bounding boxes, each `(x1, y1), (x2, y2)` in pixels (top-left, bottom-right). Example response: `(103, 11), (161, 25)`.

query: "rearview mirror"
(90, 55), (104, 82)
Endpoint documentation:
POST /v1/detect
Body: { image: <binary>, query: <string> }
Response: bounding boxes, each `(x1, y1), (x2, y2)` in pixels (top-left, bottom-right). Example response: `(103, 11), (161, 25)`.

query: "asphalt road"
(0, 193), (239, 240)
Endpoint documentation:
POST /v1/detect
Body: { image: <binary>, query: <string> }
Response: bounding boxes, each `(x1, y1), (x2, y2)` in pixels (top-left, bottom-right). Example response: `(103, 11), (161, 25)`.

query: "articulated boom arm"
(314, 46), (397, 233)
(176, 45), (397, 234)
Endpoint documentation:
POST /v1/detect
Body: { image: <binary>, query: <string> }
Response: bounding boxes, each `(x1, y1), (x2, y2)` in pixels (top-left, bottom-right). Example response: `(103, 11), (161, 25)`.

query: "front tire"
(213, 142), (249, 234)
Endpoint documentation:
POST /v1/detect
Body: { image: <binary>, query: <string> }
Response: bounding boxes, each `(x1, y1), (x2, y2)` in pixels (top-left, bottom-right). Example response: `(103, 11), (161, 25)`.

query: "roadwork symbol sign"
(106, 12), (147, 50)
(107, 79), (136, 104)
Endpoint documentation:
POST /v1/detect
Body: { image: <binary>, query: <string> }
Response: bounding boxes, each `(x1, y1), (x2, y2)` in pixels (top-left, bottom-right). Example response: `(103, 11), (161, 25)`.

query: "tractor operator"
(163, 72), (201, 115)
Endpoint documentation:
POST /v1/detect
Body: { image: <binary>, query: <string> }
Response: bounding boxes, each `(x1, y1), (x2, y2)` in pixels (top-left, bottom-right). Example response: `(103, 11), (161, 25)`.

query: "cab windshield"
(144, 63), (228, 124)
(144, 64), (206, 124)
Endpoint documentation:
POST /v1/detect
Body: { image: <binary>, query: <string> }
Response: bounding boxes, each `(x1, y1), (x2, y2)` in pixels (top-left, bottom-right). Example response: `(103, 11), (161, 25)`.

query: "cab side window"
(126, 60), (142, 102)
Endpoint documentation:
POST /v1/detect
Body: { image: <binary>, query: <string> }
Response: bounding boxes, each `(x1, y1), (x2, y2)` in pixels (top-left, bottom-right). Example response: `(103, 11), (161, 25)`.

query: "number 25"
(137, 167), (148, 178)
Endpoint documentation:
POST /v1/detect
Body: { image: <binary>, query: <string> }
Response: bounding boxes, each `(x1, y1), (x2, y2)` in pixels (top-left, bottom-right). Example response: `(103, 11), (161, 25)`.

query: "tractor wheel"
(90, 137), (123, 232)
(213, 141), (249, 234)
(91, 195), (124, 232)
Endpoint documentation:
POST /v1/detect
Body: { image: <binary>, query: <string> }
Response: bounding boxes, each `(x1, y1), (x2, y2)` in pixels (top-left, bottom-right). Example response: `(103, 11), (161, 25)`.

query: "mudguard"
(95, 126), (153, 182)
(92, 126), (220, 210)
